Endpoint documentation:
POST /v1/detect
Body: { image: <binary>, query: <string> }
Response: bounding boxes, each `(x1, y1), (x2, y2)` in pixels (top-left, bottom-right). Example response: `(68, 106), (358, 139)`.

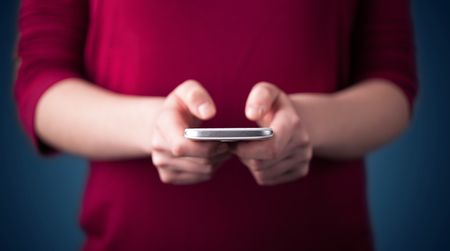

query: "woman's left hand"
(233, 82), (313, 186)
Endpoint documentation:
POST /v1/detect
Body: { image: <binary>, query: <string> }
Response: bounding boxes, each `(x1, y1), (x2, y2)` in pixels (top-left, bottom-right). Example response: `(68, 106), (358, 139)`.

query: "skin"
(232, 82), (313, 186)
(35, 78), (410, 185)
(233, 80), (410, 185)
(150, 81), (231, 185)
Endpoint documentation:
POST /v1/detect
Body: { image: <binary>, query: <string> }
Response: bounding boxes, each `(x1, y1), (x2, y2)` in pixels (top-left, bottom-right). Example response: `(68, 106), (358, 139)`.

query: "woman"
(15, 0), (417, 250)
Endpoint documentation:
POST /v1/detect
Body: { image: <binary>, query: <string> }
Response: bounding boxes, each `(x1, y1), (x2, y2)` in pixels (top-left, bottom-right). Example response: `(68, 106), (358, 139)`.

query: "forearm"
(35, 78), (163, 159)
(290, 79), (411, 159)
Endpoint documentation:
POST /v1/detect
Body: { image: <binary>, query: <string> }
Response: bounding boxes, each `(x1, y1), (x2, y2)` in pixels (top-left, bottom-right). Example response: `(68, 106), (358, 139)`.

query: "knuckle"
(159, 172), (176, 184)
(253, 170), (269, 183)
(186, 88), (201, 105)
(298, 165), (309, 178)
(256, 180), (265, 186)
(151, 154), (165, 167)
(249, 159), (262, 170)
(199, 158), (211, 165)
(203, 164), (214, 174)
(256, 177), (273, 186)
(290, 115), (302, 128)
(163, 178), (175, 184)
(150, 136), (164, 153)
(253, 169), (263, 179)
(255, 176), (266, 186)
(171, 142), (185, 157)
(298, 131), (310, 145)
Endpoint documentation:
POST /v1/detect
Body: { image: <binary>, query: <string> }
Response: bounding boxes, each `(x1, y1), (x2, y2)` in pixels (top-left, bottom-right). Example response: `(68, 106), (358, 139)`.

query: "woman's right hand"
(150, 80), (230, 185)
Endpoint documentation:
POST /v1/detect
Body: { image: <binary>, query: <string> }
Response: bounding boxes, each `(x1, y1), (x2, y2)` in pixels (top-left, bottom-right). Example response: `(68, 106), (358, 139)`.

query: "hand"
(233, 82), (313, 186)
(150, 80), (230, 185)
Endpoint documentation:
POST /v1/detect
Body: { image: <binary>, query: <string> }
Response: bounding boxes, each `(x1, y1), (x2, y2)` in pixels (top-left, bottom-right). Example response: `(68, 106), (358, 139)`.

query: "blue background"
(1, 0), (449, 250)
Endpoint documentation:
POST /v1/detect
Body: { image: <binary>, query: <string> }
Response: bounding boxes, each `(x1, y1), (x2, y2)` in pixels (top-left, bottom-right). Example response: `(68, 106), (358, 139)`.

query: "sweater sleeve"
(14, 0), (88, 154)
(351, 0), (418, 110)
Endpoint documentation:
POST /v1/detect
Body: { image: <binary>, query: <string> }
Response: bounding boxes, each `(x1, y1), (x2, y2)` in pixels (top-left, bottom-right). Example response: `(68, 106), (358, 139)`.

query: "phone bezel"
(184, 128), (273, 141)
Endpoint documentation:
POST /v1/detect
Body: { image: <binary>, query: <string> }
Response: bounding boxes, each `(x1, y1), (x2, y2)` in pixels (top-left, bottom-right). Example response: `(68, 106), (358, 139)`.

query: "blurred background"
(1, 0), (449, 250)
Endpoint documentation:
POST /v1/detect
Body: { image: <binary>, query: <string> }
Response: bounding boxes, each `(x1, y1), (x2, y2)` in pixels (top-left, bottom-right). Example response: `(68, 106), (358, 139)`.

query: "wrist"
(136, 96), (165, 155)
(288, 93), (336, 154)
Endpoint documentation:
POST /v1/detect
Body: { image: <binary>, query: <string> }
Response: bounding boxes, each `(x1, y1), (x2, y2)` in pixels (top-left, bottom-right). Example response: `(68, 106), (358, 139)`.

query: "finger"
(168, 140), (227, 158)
(260, 149), (309, 175)
(252, 157), (309, 185)
(209, 151), (232, 170)
(264, 163), (309, 186)
(151, 109), (187, 150)
(242, 145), (311, 171)
(236, 139), (303, 171)
(237, 88), (300, 160)
(154, 110), (226, 157)
(167, 79), (216, 120)
(233, 118), (294, 160)
(158, 168), (211, 185)
(245, 82), (280, 121)
(182, 151), (230, 166)
(243, 149), (298, 176)
(172, 150), (231, 173)
(268, 92), (303, 146)
(152, 143), (231, 174)
(233, 139), (277, 160)
(232, 123), (294, 160)
(152, 150), (215, 175)
(251, 158), (298, 185)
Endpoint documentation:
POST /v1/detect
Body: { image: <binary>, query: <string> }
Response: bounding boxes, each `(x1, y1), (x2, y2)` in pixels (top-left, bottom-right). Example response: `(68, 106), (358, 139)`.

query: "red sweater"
(15, 0), (417, 250)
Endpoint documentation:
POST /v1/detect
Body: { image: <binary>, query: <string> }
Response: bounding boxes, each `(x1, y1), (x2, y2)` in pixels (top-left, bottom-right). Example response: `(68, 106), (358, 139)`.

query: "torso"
(80, 1), (372, 250)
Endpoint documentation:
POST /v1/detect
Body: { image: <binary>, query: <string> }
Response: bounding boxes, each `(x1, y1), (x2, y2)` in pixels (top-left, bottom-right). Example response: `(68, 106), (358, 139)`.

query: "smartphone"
(184, 128), (273, 141)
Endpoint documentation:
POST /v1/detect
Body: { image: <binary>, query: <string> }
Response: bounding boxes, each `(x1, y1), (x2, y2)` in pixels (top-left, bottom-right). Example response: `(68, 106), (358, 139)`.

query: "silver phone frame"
(184, 128), (273, 141)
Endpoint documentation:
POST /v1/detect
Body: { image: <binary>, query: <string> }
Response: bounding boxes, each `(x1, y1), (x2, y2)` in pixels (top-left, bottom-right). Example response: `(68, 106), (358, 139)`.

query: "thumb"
(245, 82), (281, 122)
(167, 79), (216, 120)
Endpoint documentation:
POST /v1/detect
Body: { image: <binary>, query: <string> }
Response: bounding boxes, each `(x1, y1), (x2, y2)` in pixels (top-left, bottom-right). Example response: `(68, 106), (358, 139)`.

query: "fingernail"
(198, 102), (212, 118)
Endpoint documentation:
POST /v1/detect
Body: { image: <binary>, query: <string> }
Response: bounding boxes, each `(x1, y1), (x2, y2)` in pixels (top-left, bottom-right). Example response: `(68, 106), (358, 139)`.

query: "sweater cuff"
(16, 69), (82, 155)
